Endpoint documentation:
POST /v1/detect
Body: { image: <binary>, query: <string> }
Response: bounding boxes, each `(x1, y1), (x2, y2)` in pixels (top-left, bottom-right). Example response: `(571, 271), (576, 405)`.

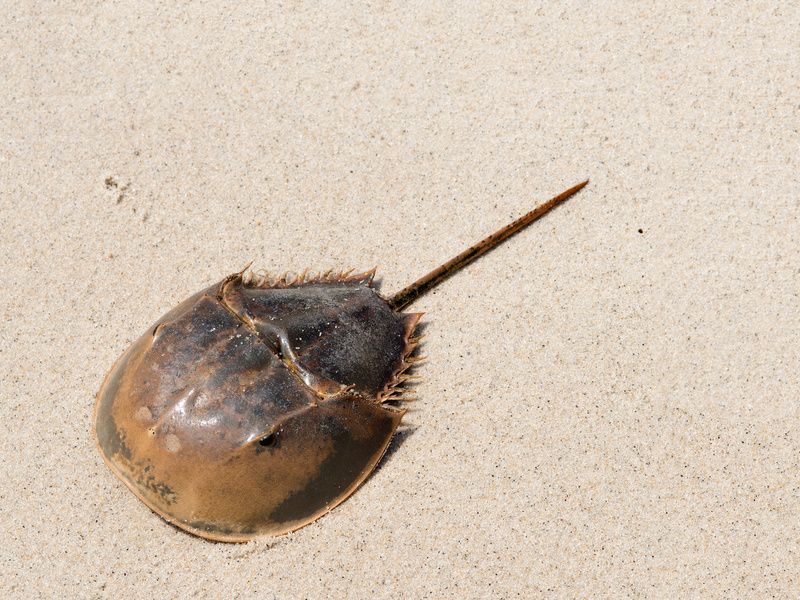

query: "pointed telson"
(388, 180), (588, 310)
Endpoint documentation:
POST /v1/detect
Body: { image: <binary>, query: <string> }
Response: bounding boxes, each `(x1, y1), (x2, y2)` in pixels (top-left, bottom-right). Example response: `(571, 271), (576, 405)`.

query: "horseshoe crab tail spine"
(387, 179), (589, 311)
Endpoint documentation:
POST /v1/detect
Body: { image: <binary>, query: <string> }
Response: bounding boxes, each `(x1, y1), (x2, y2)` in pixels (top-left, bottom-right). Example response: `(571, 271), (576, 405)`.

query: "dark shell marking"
(95, 270), (421, 541)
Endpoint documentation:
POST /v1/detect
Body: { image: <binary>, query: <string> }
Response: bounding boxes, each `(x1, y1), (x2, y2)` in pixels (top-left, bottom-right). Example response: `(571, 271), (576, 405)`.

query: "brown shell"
(94, 270), (421, 542)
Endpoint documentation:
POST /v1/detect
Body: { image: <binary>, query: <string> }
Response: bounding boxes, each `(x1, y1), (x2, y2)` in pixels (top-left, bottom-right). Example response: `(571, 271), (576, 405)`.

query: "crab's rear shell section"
(94, 271), (420, 542)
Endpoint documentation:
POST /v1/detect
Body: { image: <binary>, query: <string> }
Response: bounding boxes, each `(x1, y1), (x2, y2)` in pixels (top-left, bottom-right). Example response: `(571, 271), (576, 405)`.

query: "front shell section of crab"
(94, 270), (421, 542)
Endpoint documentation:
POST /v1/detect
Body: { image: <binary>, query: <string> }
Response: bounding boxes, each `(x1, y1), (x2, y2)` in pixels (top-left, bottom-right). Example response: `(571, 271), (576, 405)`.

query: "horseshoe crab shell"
(95, 270), (420, 542)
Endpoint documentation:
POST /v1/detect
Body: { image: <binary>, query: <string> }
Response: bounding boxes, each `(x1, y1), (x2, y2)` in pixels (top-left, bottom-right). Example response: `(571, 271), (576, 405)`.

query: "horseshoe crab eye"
(258, 433), (277, 447)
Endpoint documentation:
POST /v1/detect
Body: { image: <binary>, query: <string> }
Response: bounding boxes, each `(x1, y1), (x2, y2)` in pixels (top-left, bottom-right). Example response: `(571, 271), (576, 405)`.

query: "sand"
(1, 2), (799, 597)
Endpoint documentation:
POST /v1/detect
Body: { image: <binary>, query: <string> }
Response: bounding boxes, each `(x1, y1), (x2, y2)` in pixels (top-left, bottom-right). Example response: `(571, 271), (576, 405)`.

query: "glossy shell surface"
(94, 271), (420, 541)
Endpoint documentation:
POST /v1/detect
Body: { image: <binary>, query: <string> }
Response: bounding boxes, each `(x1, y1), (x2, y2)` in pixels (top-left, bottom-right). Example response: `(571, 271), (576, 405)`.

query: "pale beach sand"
(1, 2), (798, 597)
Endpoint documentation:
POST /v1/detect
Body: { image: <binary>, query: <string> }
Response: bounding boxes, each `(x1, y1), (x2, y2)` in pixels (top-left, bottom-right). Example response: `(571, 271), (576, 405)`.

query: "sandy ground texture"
(1, 1), (799, 598)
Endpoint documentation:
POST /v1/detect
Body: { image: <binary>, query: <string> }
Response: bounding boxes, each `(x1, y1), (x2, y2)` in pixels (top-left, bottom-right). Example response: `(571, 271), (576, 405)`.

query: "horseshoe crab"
(94, 180), (588, 541)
